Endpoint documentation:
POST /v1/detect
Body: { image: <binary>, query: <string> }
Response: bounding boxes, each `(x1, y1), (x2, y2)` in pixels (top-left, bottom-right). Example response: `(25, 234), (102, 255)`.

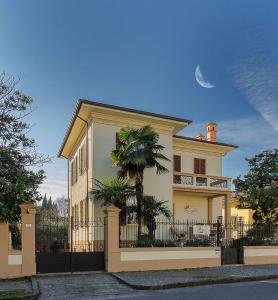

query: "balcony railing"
(173, 172), (231, 191)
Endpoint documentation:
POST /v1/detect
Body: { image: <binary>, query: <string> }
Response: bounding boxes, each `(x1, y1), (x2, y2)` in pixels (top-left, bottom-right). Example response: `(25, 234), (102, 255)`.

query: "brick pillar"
(0, 223), (9, 278)
(104, 206), (121, 272)
(19, 204), (36, 276)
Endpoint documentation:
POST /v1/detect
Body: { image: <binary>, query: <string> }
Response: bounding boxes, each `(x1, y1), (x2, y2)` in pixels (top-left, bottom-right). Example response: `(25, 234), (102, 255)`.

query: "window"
(80, 200), (84, 227)
(80, 142), (87, 174)
(75, 156), (78, 182)
(173, 155), (181, 184)
(173, 155), (181, 172)
(194, 158), (206, 175)
(71, 162), (74, 185)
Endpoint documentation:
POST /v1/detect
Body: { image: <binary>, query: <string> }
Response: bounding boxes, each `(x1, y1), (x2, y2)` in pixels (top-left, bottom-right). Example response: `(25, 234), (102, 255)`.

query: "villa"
(58, 99), (237, 250)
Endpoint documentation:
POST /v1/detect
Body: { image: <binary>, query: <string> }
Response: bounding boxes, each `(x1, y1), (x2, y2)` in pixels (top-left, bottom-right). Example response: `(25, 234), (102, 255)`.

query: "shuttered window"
(173, 155), (181, 172)
(80, 200), (84, 227)
(194, 158), (206, 175)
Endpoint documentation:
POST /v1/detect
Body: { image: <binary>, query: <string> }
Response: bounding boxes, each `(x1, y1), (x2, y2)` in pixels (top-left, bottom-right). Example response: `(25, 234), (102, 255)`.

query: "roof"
(58, 99), (192, 158)
(173, 135), (238, 149)
(79, 99), (192, 124)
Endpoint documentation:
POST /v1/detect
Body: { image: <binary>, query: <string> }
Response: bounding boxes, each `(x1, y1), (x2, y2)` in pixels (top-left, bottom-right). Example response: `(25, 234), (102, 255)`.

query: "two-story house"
(58, 99), (237, 250)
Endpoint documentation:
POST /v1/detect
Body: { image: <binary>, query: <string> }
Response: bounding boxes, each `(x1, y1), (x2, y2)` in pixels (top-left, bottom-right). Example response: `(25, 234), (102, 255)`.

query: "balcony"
(173, 172), (232, 191)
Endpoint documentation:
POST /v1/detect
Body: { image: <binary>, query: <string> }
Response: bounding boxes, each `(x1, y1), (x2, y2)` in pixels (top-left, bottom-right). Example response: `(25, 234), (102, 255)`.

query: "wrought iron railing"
(35, 212), (105, 253)
(120, 219), (278, 248)
(173, 172), (231, 190)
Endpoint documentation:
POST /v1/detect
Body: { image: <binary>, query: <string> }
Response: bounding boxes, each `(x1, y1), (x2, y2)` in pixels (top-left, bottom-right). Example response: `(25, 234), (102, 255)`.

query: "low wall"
(0, 205), (36, 279)
(105, 206), (221, 272)
(109, 246), (221, 272)
(244, 246), (278, 265)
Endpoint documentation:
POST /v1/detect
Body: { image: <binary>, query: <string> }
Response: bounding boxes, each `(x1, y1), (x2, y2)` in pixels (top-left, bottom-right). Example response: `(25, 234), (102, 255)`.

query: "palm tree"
(91, 177), (136, 224)
(128, 196), (171, 241)
(110, 125), (170, 237)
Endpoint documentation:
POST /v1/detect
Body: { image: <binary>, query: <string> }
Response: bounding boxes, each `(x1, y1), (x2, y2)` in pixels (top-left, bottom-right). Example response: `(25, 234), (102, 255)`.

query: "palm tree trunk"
(135, 172), (144, 239)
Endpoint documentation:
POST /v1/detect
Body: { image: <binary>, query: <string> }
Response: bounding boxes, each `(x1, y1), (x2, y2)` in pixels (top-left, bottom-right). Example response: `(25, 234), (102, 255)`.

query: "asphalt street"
(95, 279), (278, 300)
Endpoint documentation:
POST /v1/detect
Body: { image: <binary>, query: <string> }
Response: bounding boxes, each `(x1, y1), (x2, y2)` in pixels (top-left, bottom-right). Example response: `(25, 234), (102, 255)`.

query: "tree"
(234, 149), (278, 226)
(110, 125), (170, 237)
(128, 196), (171, 240)
(91, 177), (136, 224)
(0, 73), (48, 222)
(56, 196), (68, 217)
(42, 194), (48, 209)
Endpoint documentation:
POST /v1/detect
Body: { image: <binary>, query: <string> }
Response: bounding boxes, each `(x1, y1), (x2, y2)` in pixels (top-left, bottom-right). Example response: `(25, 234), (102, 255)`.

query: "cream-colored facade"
(59, 100), (237, 249)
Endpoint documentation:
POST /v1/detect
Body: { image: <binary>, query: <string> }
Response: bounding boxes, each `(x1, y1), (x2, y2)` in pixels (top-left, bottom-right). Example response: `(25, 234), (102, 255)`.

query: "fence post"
(0, 223), (9, 278)
(104, 206), (121, 272)
(19, 204), (36, 276)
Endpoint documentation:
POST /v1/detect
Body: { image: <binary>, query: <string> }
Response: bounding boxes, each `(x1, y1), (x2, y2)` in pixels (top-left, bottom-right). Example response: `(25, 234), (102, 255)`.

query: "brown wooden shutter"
(194, 158), (199, 174)
(173, 155), (181, 172)
(200, 159), (206, 175)
(194, 158), (206, 174)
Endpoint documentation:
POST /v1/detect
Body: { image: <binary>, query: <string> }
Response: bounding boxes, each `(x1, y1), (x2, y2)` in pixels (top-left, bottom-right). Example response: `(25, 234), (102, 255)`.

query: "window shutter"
(173, 155), (181, 172)
(194, 158), (199, 174)
(194, 158), (206, 174)
(200, 159), (206, 175)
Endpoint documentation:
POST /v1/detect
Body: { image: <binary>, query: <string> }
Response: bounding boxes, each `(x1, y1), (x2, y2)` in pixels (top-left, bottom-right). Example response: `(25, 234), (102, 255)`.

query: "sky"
(0, 0), (277, 199)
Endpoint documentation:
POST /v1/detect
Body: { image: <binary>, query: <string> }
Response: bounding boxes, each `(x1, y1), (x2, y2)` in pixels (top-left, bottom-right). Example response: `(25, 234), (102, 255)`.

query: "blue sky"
(1, 1), (277, 199)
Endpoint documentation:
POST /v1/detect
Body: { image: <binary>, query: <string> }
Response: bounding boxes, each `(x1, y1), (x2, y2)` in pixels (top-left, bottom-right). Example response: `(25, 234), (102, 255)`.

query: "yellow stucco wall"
(92, 122), (173, 217)
(222, 199), (254, 223)
(173, 149), (222, 176)
(173, 191), (223, 221)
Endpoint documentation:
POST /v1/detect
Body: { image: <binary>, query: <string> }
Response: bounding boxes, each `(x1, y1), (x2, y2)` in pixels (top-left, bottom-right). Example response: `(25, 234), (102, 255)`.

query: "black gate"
(35, 213), (105, 273)
(220, 222), (244, 265)
(221, 246), (244, 265)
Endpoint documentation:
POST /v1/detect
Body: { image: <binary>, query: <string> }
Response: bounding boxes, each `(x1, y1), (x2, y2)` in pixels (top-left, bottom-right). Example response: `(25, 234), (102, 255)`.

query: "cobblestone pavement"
(113, 264), (278, 288)
(37, 272), (136, 300)
(0, 278), (32, 293)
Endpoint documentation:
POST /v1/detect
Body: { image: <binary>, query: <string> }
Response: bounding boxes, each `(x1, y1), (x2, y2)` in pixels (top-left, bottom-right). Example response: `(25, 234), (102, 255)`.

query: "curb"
(112, 273), (278, 290)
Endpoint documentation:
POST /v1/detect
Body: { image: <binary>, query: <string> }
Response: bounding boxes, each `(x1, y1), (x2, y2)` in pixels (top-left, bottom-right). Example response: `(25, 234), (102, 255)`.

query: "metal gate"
(35, 213), (105, 273)
(220, 222), (244, 265)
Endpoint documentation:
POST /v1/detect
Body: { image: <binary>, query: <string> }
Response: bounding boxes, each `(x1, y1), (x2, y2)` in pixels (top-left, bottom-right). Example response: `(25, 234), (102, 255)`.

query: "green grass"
(0, 289), (32, 299)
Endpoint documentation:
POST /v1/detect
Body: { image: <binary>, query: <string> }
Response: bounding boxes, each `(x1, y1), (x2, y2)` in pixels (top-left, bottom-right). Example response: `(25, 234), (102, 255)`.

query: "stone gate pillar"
(104, 206), (121, 272)
(20, 204), (36, 276)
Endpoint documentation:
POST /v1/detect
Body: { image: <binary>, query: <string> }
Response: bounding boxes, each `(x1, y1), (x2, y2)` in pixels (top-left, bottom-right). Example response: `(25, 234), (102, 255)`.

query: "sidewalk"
(112, 264), (278, 290)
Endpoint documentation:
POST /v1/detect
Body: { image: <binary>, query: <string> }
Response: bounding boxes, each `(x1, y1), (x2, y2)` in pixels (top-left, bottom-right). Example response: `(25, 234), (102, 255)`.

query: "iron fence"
(35, 213), (105, 253)
(120, 219), (278, 248)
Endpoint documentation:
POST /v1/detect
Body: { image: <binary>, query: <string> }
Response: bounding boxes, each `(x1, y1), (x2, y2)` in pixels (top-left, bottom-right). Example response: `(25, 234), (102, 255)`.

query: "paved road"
(96, 279), (278, 300)
(37, 273), (278, 300)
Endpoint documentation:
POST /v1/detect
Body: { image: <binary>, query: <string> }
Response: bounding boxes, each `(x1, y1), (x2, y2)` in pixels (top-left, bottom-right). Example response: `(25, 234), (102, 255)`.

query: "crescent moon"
(195, 65), (214, 88)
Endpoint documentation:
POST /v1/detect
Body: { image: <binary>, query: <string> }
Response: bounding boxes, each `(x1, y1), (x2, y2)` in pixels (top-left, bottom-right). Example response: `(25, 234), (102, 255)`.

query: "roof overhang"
(59, 99), (191, 159)
(173, 135), (237, 155)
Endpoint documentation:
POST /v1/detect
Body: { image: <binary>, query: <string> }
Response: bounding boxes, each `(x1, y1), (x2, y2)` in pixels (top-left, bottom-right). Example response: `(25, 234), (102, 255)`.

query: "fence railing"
(35, 213), (105, 253)
(120, 219), (278, 248)
(173, 172), (232, 191)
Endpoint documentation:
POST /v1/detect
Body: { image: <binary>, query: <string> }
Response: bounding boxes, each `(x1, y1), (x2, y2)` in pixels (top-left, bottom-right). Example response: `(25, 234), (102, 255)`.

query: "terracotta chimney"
(196, 134), (205, 141)
(207, 122), (217, 142)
